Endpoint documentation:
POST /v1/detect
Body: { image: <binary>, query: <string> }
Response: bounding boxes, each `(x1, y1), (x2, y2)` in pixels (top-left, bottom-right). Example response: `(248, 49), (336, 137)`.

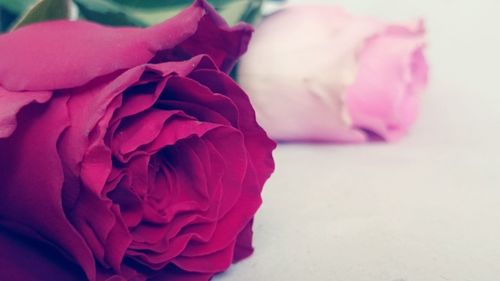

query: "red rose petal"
(0, 87), (51, 138)
(0, 227), (86, 281)
(173, 240), (237, 273)
(0, 95), (96, 280)
(189, 70), (276, 186)
(233, 220), (255, 262)
(0, 1), (252, 92)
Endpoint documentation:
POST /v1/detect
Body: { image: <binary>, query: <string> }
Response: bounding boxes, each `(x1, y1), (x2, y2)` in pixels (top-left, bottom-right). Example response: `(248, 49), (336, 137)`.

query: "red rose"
(0, 1), (275, 280)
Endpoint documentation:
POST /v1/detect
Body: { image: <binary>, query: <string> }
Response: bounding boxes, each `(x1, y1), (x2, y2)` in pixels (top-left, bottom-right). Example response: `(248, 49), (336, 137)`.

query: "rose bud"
(0, 1), (275, 280)
(238, 5), (428, 142)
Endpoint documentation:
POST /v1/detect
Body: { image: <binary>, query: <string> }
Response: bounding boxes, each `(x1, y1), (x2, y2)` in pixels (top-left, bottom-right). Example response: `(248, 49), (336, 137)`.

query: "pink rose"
(238, 5), (428, 142)
(0, 1), (275, 280)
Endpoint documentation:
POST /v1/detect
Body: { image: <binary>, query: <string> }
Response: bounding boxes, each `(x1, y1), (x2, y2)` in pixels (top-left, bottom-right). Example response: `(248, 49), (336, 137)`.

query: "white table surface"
(216, 0), (500, 280)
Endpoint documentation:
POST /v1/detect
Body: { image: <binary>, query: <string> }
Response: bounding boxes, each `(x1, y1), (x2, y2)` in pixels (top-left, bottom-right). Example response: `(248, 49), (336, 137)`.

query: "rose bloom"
(238, 5), (428, 142)
(0, 1), (275, 280)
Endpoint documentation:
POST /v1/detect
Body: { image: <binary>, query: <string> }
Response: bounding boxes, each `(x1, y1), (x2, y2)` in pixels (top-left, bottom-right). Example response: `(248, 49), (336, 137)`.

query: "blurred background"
(215, 0), (500, 280)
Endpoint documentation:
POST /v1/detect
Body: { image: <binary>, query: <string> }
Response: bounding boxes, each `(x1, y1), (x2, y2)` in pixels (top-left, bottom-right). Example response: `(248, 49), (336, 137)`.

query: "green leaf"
(240, 0), (263, 24)
(110, 0), (192, 9)
(12, 0), (72, 30)
(75, 0), (264, 28)
(74, 0), (145, 26)
(110, 0), (235, 9)
(0, 7), (16, 32)
(0, 0), (37, 15)
(217, 0), (263, 25)
(75, 0), (189, 27)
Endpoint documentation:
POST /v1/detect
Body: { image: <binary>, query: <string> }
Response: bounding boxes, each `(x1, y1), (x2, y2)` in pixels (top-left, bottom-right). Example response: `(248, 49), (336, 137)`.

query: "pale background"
(216, 0), (500, 280)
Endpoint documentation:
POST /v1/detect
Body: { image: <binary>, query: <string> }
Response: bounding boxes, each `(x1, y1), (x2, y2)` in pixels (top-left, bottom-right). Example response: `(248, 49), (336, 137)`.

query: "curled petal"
(0, 87), (51, 138)
(346, 21), (427, 140)
(190, 70), (276, 186)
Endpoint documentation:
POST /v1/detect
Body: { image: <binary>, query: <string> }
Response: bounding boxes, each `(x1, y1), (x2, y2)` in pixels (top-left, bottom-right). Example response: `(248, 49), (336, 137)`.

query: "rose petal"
(112, 109), (183, 156)
(233, 220), (255, 262)
(68, 188), (132, 272)
(0, 95), (96, 279)
(0, 87), (51, 138)
(158, 75), (240, 127)
(0, 0), (252, 91)
(58, 67), (145, 200)
(346, 21), (427, 140)
(173, 241), (237, 273)
(0, 227), (86, 281)
(189, 70), (276, 186)
(180, 164), (261, 259)
(150, 266), (213, 281)
(237, 6), (381, 142)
